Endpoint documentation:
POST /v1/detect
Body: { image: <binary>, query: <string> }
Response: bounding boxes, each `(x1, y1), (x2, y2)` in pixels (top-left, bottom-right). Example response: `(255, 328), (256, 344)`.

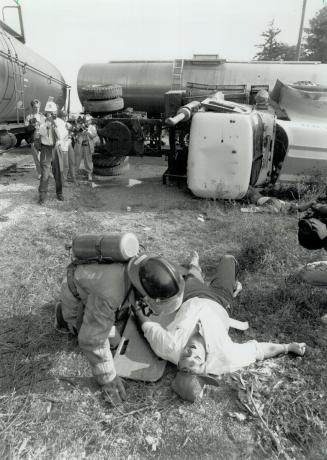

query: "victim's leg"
(258, 342), (306, 360)
(209, 255), (238, 307)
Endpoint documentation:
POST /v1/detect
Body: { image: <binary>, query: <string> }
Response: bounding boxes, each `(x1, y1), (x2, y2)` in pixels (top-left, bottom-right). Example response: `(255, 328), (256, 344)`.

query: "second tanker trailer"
(77, 55), (327, 116)
(0, 1), (69, 147)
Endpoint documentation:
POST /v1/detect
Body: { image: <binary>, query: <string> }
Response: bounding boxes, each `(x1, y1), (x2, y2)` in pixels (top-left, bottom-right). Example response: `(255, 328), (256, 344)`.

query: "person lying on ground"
(244, 186), (316, 214)
(55, 251), (187, 405)
(132, 252), (306, 401)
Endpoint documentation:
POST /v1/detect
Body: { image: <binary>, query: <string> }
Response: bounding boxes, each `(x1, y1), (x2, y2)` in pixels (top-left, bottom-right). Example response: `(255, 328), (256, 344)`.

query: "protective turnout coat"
(60, 263), (135, 385)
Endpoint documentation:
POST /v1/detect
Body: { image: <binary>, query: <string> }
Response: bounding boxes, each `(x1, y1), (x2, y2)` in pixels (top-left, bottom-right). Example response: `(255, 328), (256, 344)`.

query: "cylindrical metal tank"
(77, 57), (327, 116)
(0, 27), (67, 123)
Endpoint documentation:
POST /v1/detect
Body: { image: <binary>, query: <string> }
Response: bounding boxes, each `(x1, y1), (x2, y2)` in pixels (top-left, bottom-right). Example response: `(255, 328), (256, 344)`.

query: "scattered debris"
(228, 411), (247, 422)
(126, 179), (142, 188)
(153, 411), (161, 421)
(182, 436), (191, 447)
(45, 402), (52, 414)
(145, 435), (160, 452)
(241, 207), (263, 213)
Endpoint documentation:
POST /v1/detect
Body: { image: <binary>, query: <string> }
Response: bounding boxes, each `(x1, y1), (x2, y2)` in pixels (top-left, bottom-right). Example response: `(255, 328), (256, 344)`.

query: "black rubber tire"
(0, 133), (17, 149)
(80, 84), (122, 100)
(97, 120), (132, 156)
(15, 134), (23, 147)
(83, 97), (124, 113)
(93, 157), (130, 176)
(93, 154), (125, 168)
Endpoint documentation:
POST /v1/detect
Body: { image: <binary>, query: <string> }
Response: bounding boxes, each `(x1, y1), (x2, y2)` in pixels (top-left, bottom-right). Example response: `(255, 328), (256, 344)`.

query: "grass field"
(0, 152), (326, 459)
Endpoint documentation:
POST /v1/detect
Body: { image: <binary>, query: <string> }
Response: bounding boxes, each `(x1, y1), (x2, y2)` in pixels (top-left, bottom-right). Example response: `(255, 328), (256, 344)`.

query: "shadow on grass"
(0, 302), (98, 396)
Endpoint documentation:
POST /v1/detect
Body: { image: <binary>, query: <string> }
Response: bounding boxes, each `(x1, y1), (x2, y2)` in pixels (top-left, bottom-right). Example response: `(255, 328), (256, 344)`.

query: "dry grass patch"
(0, 159), (326, 459)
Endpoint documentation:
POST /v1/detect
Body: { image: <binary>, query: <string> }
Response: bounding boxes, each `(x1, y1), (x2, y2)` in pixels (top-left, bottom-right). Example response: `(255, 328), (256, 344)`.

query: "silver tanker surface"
(0, 27), (67, 123)
(77, 58), (327, 116)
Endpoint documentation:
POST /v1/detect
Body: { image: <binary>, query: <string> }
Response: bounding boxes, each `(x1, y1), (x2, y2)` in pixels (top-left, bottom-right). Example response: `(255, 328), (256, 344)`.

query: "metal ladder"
(0, 31), (25, 123)
(171, 59), (184, 90)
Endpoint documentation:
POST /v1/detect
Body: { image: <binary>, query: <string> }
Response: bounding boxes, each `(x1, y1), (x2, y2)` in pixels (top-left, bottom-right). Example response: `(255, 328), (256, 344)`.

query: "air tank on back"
(0, 26), (67, 123)
(77, 55), (327, 116)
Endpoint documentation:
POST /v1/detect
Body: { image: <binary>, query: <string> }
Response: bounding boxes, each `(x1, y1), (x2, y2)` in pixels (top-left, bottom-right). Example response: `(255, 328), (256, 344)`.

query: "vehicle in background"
(77, 55), (327, 116)
(183, 86), (327, 199)
(78, 56), (327, 196)
(0, 0), (70, 149)
(78, 75), (327, 197)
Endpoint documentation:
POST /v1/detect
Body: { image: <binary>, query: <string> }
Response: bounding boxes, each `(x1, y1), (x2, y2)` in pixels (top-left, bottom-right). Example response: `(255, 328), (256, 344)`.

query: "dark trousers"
(183, 255), (237, 309)
(39, 144), (63, 198)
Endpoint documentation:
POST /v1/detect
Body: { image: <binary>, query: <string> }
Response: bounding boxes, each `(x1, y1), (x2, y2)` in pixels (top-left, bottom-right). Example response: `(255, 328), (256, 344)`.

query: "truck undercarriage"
(89, 80), (327, 199)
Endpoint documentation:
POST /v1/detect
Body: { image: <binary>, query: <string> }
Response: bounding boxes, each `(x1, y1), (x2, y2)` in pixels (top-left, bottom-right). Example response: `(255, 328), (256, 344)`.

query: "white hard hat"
(44, 97), (58, 113)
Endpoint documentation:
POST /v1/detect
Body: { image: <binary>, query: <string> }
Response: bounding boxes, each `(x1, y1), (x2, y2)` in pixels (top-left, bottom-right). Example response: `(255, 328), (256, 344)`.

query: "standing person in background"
(73, 116), (83, 174)
(25, 99), (45, 178)
(58, 110), (76, 184)
(74, 115), (97, 181)
(38, 98), (67, 204)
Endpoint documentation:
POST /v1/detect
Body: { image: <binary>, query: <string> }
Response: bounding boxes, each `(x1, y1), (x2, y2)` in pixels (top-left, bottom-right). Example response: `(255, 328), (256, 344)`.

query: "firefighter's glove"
(102, 376), (127, 405)
(310, 218), (327, 240)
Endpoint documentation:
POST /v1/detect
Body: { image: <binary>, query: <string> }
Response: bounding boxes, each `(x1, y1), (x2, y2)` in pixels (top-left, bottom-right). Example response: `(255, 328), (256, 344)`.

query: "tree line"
(254, 5), (327, 62)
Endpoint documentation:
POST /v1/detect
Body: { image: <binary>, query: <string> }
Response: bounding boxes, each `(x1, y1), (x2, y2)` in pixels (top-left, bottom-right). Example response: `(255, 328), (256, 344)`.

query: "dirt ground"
(0, 145), (326, 459)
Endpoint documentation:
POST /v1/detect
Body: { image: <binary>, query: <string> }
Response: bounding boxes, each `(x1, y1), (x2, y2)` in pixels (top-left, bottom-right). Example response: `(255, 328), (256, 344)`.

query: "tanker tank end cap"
(44, 96), (58, 113)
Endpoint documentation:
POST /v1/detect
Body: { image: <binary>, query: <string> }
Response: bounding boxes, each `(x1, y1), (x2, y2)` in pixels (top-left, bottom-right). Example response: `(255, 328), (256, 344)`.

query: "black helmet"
(127, 255), (185, 314)
(139, 257), (183, 299)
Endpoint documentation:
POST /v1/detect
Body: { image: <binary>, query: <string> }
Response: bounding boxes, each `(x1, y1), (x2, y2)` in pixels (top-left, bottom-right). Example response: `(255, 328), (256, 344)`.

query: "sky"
(1, 0), (325, 110)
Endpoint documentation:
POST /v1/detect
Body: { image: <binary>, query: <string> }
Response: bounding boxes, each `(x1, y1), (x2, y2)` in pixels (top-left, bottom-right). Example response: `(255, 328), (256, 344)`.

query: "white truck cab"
(187, 102), (276, 199)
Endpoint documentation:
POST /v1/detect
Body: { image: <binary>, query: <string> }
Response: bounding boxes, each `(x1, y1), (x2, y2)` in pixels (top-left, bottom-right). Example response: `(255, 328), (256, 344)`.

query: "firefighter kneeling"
(55, 232), (185, 405)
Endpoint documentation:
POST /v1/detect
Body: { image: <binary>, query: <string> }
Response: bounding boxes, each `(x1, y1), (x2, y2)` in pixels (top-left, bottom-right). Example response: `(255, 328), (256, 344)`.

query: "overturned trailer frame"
(78, 56), (327, 198)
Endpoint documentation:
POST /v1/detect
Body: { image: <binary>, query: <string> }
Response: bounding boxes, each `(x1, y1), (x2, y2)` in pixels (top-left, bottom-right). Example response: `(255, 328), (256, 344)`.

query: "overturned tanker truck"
(77, 55), (327, 198)
(0, 1), (70, 149)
